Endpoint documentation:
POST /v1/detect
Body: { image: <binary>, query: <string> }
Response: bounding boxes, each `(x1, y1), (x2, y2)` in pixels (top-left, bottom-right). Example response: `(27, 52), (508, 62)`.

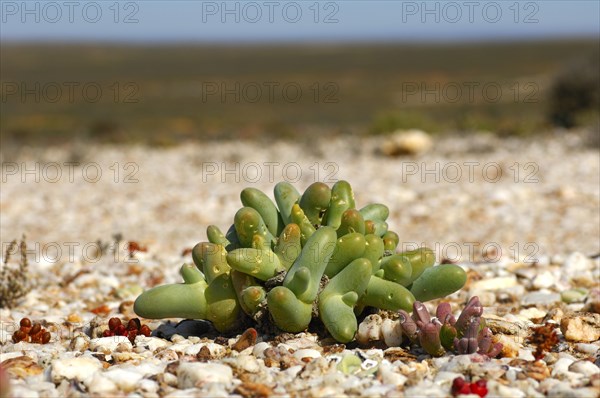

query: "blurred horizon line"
(2, 34), (598, 46)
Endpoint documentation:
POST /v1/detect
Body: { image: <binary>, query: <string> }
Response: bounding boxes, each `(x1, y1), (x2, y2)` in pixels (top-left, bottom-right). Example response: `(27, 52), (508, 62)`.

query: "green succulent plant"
(134, 181), (467, 343)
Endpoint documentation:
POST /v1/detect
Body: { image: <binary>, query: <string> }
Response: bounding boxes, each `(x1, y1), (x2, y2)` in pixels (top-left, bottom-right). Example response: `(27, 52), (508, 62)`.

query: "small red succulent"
(451, 377), (488, 397)
(102, 317), (151, 343)
(12, 318), (51, 344)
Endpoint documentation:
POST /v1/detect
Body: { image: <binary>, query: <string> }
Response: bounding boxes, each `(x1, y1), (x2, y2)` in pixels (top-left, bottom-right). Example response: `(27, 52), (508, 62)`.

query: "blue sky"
(1, 1), (598, 42)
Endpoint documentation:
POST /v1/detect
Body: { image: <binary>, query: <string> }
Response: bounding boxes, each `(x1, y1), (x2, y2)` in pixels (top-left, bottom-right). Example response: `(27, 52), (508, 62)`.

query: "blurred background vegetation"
(1, 39), (598, 147)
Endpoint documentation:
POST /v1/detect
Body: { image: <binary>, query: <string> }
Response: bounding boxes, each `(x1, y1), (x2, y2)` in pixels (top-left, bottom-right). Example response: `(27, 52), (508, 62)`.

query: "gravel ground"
(1, 131), (599, 397)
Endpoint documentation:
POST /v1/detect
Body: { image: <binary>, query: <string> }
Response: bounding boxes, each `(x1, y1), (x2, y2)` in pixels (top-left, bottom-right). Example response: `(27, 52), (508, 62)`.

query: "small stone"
(115, 284), (144, 300)
(337, 354), (362, 375)
(310, 385), (343, 397)
(569, 360), (600, 377)
(532, 271), (556, 289)
(234, 382), (273, 398)
(380, 318), (402, 347)
(434, 371), (463, 385)
(115, 342), (132, 352)
(471, 276), (517, 291)
(377, 363), (407, 386)
(574, 343), (599, 355)
(69, 335), (90, 352)
(551, 357), (574, 377)
(492, 334), (520, 358)
(7, 385), (40, 398)
(232, 328), (257, 352)
(470, 291), (496, 306)
(86, 373), (117, 395)
(252, 342), (271, 358)
(161, 372), (178, 387)
(404, 384), (447, 398)
(524, 360), (550, 381)
(184, 343), (226, 358)
(543, 307), (565, 324)
(171, 334), (186, 343)
(561, 288), (588, 303)
(505, 368), (517, 382)
(177, 362), (233, 388)
(539, 378), (561, 392)
(593, 373), (600, 389)
(51, 356), (102, 383)
(521, 292), (561, 307)
(496, 384), (527, 398)
(293, 349), (321, 361)
(514, 267), (537, 280)
(362, 384), (393, 396)
(518, 349), (536, 361)
(138, 379), (159, 395)
(560, 313), (600, 342)
(582, 289), (600, 313)
(230, 354), (261, 373)
(356, 314), (383, 346)
(66, 313), (83, 323)
(134, 336), (169, 352)
(518, 308), (546, 321)
(103, 368), (144, 391)
(155, 349), (179, 362)
(547, 381), (583, 397)
(502, 284), (526, 298)
(90, 336), (132, 353)
(484, 314), (530, 338)
(558, 352), (577, 361)
(440, 355), (472, 373)
(380, 129), (433, 156)
(563, 252), (592, 272)
(27, 381), (58, 397)
(201, 383), (231, 397)
(1, 356), (43, 378)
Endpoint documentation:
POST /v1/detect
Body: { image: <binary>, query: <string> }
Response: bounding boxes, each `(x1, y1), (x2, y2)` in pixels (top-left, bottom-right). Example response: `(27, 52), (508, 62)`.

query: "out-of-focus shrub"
(548, 54), (599, 128)
(369, 111), (441, 135)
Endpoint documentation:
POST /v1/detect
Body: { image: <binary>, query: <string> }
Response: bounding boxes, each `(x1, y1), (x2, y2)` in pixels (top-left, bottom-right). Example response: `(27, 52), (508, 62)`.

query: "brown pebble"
(89, 304), (110, 316)
(322, 344), (346, 354)
(523, 361), (550, 381)
(1, 356), (43, 378)
(118, 301), (135, 318)
(66, 313), (83, 323)
(196, 345), (212, 362)
(232, 328), (258, 352)
(560, 313), (600, 342)
(234, 382), (272, 398)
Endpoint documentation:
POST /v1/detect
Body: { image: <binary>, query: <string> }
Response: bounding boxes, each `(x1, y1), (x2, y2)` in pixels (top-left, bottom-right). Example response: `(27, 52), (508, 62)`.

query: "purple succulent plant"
(398, 296), (502, 358)
(454, 296), (483, 332)
(398, 309), (418, 341)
